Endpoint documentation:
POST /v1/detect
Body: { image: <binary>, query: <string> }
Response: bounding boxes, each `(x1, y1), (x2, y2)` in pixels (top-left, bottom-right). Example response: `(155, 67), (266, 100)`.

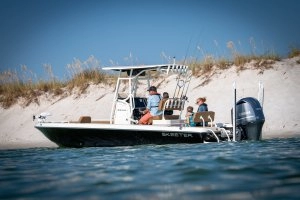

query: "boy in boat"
(162, 92), (173, 116)
(185, 106), (196, 127)
(139, 86), (162, 125)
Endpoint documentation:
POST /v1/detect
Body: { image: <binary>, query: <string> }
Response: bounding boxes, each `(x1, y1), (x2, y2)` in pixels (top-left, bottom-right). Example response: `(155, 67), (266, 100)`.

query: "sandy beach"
(0, 57), (299, 149)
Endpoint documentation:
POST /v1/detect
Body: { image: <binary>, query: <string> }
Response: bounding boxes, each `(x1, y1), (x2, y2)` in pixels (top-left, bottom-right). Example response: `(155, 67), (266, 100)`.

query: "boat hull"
(35, 123), (219, 147)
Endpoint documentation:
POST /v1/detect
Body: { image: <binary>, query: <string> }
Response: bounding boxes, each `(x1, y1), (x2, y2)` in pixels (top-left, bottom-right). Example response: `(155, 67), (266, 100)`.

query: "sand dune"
(0, 57), (299, 149)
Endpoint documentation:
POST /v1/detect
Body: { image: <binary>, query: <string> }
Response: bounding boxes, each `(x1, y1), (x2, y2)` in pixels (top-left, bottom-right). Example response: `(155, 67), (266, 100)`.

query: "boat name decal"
(117, 109), (127, 111)
(162, 132), (193, 138)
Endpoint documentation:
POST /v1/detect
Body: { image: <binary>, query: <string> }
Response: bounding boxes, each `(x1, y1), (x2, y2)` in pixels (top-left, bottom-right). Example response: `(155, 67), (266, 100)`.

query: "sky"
(0, 0), (300, 80)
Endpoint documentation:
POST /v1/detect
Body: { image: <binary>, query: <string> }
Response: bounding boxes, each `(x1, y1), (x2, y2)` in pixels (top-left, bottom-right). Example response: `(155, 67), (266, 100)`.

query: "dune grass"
(0, 57), (116, 108)
(187, 53), (281, 77)
(0, 69), (115, 108)
(188, 40), (282, 76)
(288, 46), (300, 58)
(0, 43), (299, 108)
(0, 75), (63, 108)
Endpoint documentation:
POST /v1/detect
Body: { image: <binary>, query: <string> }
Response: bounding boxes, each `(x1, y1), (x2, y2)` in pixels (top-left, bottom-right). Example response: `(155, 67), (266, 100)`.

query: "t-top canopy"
(102, 64), (189, 76)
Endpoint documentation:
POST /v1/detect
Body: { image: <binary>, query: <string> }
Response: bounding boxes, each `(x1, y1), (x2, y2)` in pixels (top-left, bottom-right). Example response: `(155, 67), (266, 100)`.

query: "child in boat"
(185, 106), (196, 127)
(162, 92), (173, 116)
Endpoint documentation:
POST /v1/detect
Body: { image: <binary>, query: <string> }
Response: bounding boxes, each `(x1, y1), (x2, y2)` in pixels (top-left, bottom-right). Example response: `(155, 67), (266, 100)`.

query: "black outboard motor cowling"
(234, 97), (265, 140)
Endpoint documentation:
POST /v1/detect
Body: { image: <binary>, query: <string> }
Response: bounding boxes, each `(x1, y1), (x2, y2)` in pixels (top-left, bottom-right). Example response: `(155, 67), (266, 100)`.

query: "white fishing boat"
(34, 63), (265, 147)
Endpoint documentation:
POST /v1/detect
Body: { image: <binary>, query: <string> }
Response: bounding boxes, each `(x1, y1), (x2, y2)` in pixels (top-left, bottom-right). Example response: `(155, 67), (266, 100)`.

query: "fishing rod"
(183, 36), (193, 65)
(173, 36), (192, 98)
(180, 71), (192, 99)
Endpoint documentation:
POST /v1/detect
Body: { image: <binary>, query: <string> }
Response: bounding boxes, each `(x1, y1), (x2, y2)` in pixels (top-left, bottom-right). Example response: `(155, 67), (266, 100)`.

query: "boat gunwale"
(34, 122), (220, 133)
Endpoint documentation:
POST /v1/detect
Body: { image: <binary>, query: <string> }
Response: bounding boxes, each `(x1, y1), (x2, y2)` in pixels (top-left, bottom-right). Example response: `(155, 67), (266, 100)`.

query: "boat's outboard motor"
(234, 97), (265, 140)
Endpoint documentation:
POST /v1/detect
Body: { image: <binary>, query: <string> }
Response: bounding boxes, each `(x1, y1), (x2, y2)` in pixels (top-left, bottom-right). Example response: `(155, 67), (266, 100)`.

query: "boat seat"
(152, 98), (184, 122)
(91, 120), (111, 124)
(147, 98), (184, 124)
(78, 116), (91, 123)
(193, 111), (215, 127)
(148, 115), (179, 125)
(70, 116), (92, 123)
(158, 98), (184, 111)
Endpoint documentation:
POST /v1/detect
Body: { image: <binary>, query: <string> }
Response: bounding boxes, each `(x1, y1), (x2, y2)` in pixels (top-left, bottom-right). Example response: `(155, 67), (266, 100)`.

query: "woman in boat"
(139, 86), (162, 125)
(196, 97), (208, 112)
(196, 97), (208, 126)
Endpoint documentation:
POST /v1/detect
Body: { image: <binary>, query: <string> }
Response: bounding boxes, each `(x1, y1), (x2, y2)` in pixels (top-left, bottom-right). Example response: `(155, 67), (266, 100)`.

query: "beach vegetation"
(288, 46), (300, 58)
(0, 40), (298, 108)
(188, 39), (281, 76)
(0, 56), (116, 108)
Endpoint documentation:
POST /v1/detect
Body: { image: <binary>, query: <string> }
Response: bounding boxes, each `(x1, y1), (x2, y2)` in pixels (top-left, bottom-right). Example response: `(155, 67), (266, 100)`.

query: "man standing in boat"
(139, 86), (162, 125)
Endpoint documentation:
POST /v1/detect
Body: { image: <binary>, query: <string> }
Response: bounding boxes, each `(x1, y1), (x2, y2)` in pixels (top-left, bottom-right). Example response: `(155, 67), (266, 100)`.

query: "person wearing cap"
(139, 86), (162, 125)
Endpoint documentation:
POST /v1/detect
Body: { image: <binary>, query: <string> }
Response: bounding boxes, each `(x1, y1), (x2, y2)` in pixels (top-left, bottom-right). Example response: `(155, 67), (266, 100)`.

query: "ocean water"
(0, 137), (300, 200)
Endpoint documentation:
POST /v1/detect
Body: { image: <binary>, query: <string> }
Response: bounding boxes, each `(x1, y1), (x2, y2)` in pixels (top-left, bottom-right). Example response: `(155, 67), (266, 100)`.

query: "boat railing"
(206, 129), (220, 143)
(219, 128), (231, 141)
(158, 65), (189, 75)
